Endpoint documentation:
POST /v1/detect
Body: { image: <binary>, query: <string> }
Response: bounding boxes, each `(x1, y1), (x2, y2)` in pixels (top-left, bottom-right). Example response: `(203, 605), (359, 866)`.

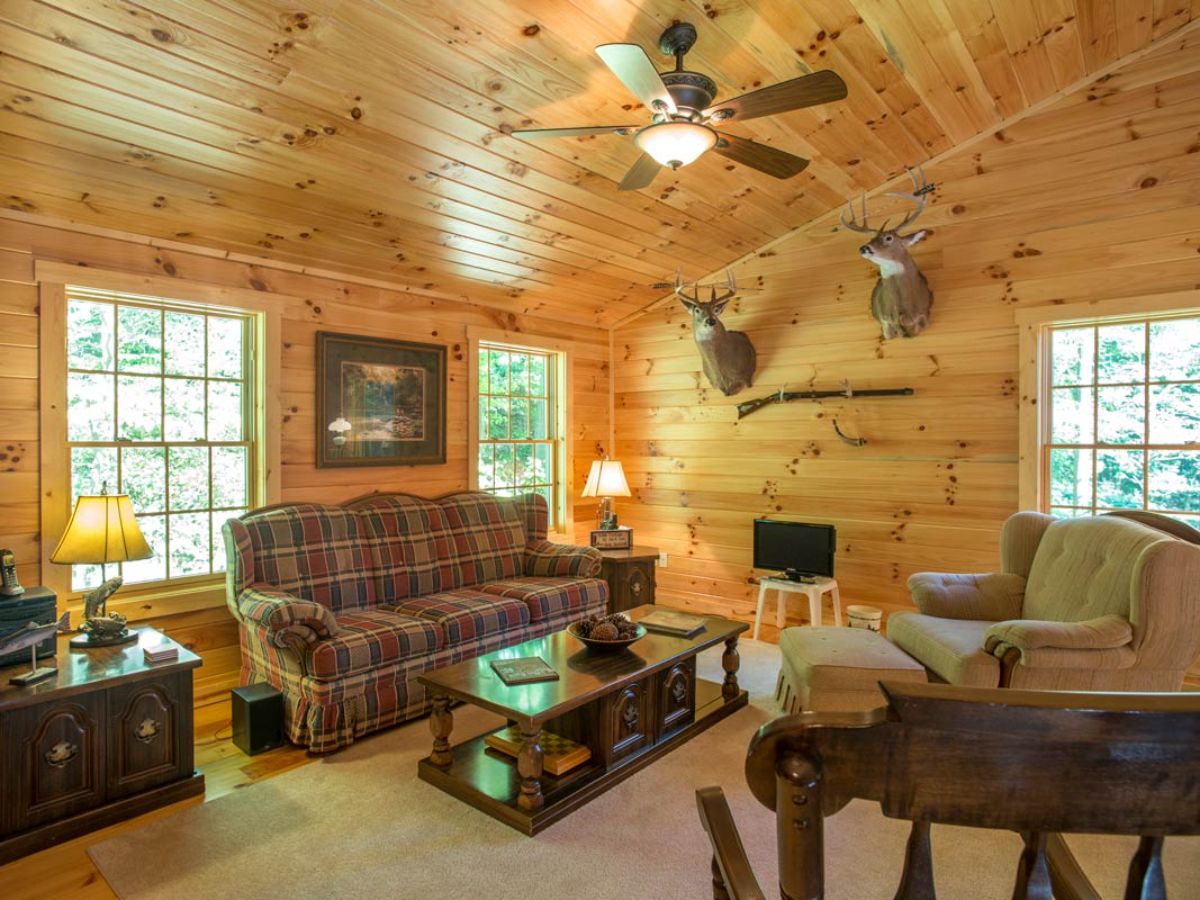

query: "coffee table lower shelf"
(418, 678), (748, 835)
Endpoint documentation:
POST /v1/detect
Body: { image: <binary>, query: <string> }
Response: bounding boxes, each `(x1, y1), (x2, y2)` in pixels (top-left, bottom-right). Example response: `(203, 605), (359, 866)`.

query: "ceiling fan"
(511, 22), (848, 191)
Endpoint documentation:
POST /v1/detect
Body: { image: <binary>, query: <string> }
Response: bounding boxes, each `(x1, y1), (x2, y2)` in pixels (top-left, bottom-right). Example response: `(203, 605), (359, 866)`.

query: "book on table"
(489, 656), (559, 685)
(484, 725), (592, 776)
(640, 609), (707, 637)
(143, 634), (179, 663)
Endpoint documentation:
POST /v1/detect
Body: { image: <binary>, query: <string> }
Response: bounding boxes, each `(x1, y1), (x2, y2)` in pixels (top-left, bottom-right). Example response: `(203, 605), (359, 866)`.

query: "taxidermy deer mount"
(676, 269), (756, 396)
(841, 166), (934, 340)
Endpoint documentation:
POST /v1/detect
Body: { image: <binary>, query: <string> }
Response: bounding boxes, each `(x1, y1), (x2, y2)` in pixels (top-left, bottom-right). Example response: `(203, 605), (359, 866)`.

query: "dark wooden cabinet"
(0, 628), (204, 864)
(599, 546), (659, 613)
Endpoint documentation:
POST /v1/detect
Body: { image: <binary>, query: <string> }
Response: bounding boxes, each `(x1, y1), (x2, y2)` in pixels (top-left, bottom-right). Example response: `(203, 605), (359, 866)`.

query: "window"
(64, 287), (257, 590)
(475, 342), (564, 528)
(1042, 315), (1200, 528)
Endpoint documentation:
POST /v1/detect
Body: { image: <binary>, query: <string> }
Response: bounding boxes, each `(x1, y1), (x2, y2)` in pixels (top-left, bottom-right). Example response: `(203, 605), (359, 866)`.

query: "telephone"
(0, 549), (24, 597)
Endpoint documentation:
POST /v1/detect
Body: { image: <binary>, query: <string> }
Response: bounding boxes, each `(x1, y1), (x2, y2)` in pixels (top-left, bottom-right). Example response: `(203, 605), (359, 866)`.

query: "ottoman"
(775, 626), (927, 713)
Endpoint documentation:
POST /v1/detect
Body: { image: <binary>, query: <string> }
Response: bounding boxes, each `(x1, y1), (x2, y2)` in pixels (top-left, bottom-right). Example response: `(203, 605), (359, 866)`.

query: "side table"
(753, 576), (842, 639)
(0, 626), (204, 863)
(598, 545), (658, 613)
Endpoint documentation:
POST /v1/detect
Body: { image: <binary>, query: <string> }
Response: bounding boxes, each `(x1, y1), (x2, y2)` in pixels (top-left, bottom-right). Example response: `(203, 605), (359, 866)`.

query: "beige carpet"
(88, 640), (1199, 899)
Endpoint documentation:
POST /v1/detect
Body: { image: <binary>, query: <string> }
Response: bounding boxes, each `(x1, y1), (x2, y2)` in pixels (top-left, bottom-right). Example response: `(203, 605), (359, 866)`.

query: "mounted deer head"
(841, 166), (934, 339)
(676, 269), (757, 396)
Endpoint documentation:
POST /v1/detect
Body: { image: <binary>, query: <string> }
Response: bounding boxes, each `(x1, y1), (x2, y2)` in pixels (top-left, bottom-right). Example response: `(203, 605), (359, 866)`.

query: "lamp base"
(70, 629), (138, 650)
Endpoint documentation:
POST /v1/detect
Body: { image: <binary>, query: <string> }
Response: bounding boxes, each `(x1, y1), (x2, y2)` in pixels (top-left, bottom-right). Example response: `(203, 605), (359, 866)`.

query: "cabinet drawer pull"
(134, 717), (162, 743)
(45, 741), (78, 768)
(630, 580), (642, 595)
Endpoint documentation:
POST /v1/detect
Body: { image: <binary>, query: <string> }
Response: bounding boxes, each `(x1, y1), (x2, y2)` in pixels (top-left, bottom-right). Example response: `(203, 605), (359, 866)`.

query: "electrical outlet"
(658, 551), (668, 568)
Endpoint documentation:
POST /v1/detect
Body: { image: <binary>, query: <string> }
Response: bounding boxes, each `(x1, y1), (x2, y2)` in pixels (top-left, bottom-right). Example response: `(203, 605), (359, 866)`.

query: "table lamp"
(581, 458), (631, 530)
(51, 484), (153, 649)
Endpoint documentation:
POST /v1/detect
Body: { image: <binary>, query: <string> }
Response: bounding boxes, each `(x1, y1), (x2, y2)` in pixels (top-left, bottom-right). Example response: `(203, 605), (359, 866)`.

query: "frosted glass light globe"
(634, 122), (717, 169)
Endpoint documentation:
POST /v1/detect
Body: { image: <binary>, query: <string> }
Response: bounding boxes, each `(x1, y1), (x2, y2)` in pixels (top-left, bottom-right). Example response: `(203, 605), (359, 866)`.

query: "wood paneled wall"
(611, 33), (1200, 640)
(0, 214), (609, 699)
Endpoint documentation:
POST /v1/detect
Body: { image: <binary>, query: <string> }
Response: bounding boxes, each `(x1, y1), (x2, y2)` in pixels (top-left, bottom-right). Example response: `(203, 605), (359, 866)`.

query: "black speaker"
(231, 682), (285, 755)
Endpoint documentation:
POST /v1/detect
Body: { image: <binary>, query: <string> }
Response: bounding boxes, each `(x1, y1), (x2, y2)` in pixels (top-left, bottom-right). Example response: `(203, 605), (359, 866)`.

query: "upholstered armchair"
(888, 511), (1200, 691)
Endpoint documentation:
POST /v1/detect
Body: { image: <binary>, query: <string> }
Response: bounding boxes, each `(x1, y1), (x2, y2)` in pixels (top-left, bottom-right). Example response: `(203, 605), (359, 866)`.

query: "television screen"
(753, 519), (836, 579)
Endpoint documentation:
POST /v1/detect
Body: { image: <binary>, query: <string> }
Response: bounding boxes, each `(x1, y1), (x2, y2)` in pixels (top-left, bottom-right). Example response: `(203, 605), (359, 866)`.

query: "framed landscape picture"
(316, 332), (446, 468)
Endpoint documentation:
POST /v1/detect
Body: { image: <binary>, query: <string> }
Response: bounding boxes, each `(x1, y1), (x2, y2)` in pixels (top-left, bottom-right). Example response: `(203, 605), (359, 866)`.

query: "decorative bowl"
(569, 621), (646, 652)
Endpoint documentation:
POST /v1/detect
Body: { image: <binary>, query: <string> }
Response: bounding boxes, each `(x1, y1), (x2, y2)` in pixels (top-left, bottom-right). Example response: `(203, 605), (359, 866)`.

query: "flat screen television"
(753, 519), (836, 580)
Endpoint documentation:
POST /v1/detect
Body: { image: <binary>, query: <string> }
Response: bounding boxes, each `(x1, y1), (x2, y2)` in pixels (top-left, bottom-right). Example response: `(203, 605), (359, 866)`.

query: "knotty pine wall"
(0, 216), (609, 702)
(611, 35), (1200, 651)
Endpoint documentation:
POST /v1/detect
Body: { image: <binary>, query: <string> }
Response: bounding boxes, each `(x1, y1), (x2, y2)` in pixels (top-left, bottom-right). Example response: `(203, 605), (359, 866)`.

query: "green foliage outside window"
(66, 293), (253, 590)
(1047, 317), (1200, 528)
(477, 346), (557, 524)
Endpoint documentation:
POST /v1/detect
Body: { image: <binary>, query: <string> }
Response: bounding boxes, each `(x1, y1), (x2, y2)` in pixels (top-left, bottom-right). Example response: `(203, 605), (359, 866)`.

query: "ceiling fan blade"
(617, 153), (662, 191)
(511, 125), (637, 139)
(712, 133), (809, 179)
(705, 70), (848, 123)
(596, 43), (677, 115)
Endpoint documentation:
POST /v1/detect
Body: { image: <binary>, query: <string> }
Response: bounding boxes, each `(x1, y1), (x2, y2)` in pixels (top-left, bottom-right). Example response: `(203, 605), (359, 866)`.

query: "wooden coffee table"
(417, 605), (748, 835)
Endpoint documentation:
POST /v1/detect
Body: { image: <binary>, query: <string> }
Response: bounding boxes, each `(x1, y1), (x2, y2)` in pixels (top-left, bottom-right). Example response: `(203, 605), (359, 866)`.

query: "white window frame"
(467, 327), (573, 537)
(38, 263), (282, 619)
(1017, 292), (1200, 513)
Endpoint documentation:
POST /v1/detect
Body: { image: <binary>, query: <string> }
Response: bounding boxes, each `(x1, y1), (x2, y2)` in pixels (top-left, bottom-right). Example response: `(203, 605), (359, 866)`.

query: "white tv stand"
(753, 575), (842, 640)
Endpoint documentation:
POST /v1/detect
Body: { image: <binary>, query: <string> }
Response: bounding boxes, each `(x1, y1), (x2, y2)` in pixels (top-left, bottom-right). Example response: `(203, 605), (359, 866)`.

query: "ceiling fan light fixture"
(634, 121), (717, 169)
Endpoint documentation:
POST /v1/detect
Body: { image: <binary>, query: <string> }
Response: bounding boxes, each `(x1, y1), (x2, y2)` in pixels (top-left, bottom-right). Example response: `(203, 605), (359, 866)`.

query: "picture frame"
(316, 332), (447, 468)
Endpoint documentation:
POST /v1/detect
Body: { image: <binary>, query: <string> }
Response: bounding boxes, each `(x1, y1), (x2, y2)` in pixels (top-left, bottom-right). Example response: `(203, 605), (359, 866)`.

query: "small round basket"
(569, 621), (646, 652)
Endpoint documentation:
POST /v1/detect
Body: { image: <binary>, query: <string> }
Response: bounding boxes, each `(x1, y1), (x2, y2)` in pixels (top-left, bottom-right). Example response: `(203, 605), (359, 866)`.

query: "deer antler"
(675, 268), (738, 304)
(708, 269), (737, 303)
(674, 267), (701, 305)
(839, 193), (876, 234)
(883, 165), (930, 232)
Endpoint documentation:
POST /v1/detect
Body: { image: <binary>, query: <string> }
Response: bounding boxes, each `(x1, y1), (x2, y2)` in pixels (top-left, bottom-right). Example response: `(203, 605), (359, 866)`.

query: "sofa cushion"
(353, 495), (452, 603)
(307, 609), (442, 680)
(236, 504), (377, 612)
(479, 576), (607, 622)
(887, 612), (1000, 687)
(388, 589), (530, 645)
(438, 494), (527, 589)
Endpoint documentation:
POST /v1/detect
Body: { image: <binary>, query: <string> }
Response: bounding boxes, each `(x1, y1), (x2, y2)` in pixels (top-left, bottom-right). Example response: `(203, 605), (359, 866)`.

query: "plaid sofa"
(223, 491), (606, 752)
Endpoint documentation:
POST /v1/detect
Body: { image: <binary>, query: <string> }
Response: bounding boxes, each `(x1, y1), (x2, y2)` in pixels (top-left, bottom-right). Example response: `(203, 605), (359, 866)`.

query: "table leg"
(807, 586), (821, 626)
(831, 584), (843, 627)
(429, 693), (454, 768)
(722, 636), (741, 702)
(753, 583), (768, 640)
(517, 724), (545, 811)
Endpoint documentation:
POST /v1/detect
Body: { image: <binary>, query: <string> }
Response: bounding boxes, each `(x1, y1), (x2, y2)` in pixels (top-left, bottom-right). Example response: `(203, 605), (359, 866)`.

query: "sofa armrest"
(907, 572), (1026, 621)
(984, 615), (1133, 654)
(525, 539), (602, 578)
(238, 584), (339, 648)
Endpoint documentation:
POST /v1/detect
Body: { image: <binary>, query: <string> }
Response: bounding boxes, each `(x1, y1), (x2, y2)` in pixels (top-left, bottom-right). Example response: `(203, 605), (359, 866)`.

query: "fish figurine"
(3, 611), (70, 686)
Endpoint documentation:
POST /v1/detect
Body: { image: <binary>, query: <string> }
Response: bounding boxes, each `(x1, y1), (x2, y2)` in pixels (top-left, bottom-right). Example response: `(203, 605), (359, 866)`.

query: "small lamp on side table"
(50, 484), (153, 649)
(581, 458), (632, 530)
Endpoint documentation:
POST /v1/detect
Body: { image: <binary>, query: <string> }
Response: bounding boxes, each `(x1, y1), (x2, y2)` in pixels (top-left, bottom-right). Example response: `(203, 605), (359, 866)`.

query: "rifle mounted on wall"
(735, 380), (914, 420)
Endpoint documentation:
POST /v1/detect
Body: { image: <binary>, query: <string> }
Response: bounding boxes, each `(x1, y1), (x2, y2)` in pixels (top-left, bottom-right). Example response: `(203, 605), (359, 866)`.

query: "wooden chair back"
(697, 681), (1200, 899)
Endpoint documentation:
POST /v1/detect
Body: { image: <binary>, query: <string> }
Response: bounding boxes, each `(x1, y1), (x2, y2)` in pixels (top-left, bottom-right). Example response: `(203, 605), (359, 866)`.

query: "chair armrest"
(696, 787), (766, 900)
(907, 572), (1026, 621)
(525, 539), (602, 578)
(984, 615), (1133, 653)
(238, 584), (339, 648)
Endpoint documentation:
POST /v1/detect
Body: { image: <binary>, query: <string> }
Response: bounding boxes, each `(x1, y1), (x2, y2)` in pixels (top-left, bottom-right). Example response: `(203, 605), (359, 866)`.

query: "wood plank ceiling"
(0, 1), (1194, 328)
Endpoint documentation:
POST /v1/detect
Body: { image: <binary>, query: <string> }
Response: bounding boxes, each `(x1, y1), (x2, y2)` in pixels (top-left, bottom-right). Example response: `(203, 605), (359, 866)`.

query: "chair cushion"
(779, 626), (926, 690)
(307, 609), (442, 680)
(388, 589), (530, 645)
(887, 612), (1000, 687)
(354, 496), (452, 603)
(479, 576), (607, 622)
(1023, 516), (1164, 623)
(437, 494), (528, 588)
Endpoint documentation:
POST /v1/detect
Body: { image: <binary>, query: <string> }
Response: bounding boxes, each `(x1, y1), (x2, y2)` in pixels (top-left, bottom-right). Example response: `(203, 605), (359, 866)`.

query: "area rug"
(88, 640), (1199, 899)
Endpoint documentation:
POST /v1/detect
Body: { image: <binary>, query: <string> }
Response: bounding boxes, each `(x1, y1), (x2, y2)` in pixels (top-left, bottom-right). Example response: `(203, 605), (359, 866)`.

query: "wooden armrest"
(696, 786), (766, 900)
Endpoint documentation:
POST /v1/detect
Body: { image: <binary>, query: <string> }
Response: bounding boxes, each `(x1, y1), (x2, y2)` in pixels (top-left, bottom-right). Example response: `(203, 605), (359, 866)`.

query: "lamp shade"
(51, 493), (153, 565)
(581, 459), (632, 499)
(634, 121), (717, 169)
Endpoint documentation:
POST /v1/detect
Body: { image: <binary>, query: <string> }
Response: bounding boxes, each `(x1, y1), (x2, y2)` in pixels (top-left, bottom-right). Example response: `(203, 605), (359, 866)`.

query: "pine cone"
(591, 622), (619, 641)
